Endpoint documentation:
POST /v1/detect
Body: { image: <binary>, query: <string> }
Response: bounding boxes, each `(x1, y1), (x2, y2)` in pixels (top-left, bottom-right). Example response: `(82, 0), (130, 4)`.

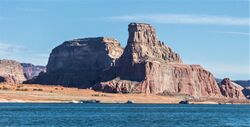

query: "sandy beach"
(0, 83), (249, 104)
(0, 83), (181, 103)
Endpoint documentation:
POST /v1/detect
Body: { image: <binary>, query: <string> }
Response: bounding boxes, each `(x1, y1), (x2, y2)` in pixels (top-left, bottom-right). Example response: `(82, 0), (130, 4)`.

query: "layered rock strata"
(93, 23), (221, 98)
(28, 23), (224, 98)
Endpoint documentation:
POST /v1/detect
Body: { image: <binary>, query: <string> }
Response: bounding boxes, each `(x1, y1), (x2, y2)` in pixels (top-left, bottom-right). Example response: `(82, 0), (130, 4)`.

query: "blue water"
(0, 104), (249, 127)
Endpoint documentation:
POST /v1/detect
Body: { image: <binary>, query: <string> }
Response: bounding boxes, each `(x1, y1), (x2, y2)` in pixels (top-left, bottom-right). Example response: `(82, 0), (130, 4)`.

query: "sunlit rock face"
(0, 59), (26, 84)
(93, 23), (222, 98)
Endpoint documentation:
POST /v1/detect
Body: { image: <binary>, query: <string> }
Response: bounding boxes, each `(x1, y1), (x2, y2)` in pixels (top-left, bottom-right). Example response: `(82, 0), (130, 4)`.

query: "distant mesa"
(243, 87), (250, 99)
(234, 80), (250, 88)
(21, 63), (46, 80)
(0, 60), (45, 84)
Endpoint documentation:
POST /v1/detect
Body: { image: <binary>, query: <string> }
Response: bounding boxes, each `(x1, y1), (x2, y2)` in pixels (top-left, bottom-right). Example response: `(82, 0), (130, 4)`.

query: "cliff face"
(28, 22), (225, 98)
(219, 78), (246, 99)
(0, 60), (26, 84)
(122, 23), (182, 64)
(93, 23), (221, 98)
(112, 23), (182, 82)
(28, 37), (123, 88)
(21, 63), (46, 80)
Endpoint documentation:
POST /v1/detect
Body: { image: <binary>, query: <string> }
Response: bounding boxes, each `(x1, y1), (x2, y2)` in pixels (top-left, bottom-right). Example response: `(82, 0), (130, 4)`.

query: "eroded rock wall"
(93, 23), (221, 98)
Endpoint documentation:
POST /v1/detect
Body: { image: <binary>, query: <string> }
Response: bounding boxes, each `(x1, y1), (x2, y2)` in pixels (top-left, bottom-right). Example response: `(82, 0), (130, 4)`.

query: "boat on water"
(179, 100), (189, 104)
(126, 100), (134, 104)
(70, 99), (101, 104)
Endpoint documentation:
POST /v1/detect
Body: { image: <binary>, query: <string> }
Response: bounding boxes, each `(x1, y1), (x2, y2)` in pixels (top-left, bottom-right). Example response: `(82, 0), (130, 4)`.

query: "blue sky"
(0, 0), (249, 80)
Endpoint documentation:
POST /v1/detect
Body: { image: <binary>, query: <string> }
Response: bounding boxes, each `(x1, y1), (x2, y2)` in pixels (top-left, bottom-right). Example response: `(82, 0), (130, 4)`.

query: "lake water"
(0, 103), (249, 127)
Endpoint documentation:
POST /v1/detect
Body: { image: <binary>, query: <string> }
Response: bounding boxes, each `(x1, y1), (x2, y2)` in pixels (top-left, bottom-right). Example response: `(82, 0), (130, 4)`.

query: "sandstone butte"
(1, 22), (247, 100)
(93, 23), (222, 98)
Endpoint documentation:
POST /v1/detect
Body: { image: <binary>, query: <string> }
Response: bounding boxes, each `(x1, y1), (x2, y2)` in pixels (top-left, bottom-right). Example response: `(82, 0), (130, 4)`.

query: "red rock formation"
(28, 22), (224, 98)
(219, 78), (246, 99)
(0, 59), (26, 84)
(93, 23), (221, 98)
